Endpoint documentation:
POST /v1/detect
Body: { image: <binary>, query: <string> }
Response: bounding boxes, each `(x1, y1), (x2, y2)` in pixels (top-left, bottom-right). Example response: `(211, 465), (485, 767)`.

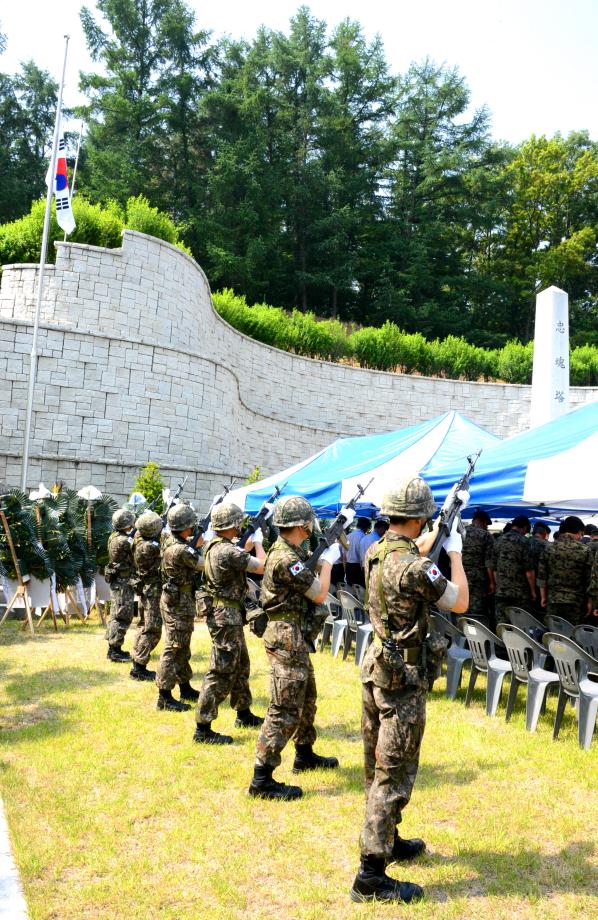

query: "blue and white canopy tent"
(227, 411), (500, 517)
(426, 400), (598, 517)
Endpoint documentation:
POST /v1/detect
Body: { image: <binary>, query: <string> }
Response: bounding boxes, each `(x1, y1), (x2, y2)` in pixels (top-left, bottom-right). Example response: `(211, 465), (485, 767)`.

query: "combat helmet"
(136, 510), (163, 539)
(272, 495), (314, 528)
(380, 473), (437, 519)
(112, 508), (135, 531)
(167, 503), (197, 533)
(211, 502), (244, 531)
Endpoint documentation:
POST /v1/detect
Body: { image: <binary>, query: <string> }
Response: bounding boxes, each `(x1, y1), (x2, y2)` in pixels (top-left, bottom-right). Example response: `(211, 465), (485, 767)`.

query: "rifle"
(427, 450), (482, 564)
(197, 479), (237, 534)
(305, 479), (374, 573)
(237, 482), (288, 549)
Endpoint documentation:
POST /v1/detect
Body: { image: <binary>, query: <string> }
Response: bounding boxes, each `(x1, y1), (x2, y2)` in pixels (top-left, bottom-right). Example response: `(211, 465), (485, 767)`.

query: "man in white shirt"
(359, 518), (389, 568)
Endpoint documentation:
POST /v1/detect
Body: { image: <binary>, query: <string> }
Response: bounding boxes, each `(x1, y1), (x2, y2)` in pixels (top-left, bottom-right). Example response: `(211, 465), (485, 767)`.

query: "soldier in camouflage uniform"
(584, 524), (598, 561)
(130, 510), (164, 682)
(538, 516), (592, 625)
(527, 522), (551, 616)
(494, 515), (535, 623)
(351, 475), (469, 905)
(462, 510), (495, 627)
(105, 509), (136, 662)
(193, 502), (266, 745)
(248, 495), (344, 801)
(155, 504), (204, 712)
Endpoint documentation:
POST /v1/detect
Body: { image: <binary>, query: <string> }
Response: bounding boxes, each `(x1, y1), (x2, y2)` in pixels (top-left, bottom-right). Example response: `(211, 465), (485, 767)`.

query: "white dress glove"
(443, 486), (470, 513)
(203, 525), (214, 542)
(340, 506), (356, 527)
(263, 502), (275, 520)
(251, 527), (264, 545)
(320, 543), (341, 566)
(443, 518), (463, 554)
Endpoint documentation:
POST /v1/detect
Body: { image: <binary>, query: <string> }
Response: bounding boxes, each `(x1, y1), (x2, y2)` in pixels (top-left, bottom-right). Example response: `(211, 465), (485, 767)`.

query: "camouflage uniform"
(462, 524), (494, 625)
(359, 533), (457, 860)
(195, 537), (261, 724)
(254, 536), (321, 767)
(537, 537), (592, 625)
(131, 534), (162, 667)
(527, 535), (549, 616)
(105, 531), (135, 649)
(494, 531), (534, 622)
(156, 536), (204, 692)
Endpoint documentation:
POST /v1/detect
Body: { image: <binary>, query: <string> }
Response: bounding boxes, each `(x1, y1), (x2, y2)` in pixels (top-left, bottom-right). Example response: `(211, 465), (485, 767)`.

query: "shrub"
(570, 345), (598, 386)
(132, 461), (165, 514)
(496, 340), (534, 383)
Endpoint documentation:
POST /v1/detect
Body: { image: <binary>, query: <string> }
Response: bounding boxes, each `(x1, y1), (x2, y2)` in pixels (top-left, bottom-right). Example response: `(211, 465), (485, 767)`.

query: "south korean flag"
(46, 124), (76, 235)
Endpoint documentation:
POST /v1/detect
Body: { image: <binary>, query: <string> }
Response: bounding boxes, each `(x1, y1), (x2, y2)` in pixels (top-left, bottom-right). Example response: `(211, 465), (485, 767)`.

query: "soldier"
(461, 509), (495, 627)
(494, 515), (535, 623)
(350, 475), (469, 904)
(538, 515), (593, 625)
(155, 504), (204, 712)
(193, 502), (266, 745)
(527, 522), (551, 614)
(247, 495), (344, 801)
(105, 508), (136, 662)
(129, 510), (164, 682)
(584, 524), (598, 560)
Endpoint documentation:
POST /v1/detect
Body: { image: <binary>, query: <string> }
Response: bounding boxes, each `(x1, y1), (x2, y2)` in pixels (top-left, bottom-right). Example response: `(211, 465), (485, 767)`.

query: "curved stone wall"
(0, 230), (596, 502)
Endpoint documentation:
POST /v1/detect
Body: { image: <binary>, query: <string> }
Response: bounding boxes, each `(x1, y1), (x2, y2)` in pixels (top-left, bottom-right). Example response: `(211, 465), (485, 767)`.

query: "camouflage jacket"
(260, 537), (318, 649)
(527, 535), (548, 577)
(203, 536), (256, 627)
(537, 537), (592, 605)
(161, 536), (204, 589)
(107, 531), (134, 581)
(133, 534), (162, 592)
(494, 531), (533, 598)
(462, 524), (494, 590)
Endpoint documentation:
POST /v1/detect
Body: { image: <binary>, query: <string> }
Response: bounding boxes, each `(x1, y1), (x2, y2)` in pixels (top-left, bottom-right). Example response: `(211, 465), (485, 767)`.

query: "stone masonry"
(0, 230), (596, 503)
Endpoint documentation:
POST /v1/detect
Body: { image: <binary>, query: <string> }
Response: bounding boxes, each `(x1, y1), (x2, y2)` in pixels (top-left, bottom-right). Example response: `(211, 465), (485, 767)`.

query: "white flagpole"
(20, 34), (70, 491)
(63, 119), (83, 242)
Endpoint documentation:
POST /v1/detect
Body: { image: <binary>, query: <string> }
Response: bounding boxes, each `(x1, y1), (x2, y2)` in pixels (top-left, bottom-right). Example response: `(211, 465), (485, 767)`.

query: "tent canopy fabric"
(227, 411), (500, 517)
(426, 399), (598, 516)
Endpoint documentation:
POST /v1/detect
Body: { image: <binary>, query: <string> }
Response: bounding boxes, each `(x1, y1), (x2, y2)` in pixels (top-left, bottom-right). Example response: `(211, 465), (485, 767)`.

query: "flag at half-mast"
(46, 124), (76, 235)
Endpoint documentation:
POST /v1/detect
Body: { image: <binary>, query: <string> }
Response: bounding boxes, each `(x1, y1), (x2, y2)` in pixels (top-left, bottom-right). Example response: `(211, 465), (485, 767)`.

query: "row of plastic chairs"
(431, 611), (598, 750)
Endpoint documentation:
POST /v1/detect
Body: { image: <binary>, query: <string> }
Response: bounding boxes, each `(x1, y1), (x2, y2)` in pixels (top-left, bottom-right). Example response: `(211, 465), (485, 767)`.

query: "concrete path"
(0, 798), (29, 919)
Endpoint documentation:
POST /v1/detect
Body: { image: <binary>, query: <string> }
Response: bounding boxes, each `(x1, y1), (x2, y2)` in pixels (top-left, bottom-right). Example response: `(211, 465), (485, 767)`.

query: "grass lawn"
(0, 618), (597, 920)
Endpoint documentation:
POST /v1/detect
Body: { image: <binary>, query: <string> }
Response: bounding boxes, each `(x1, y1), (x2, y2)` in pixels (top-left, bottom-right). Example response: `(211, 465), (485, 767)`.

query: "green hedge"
(213, 289), (598, 385)
(0, 195), (191, 265)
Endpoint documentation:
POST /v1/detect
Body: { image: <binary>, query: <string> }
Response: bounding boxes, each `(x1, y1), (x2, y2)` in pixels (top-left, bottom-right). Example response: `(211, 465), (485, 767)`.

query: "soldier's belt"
(373, 633), (422, 664)
(263, 611), (302, 623)
(211, 595), (242, 610)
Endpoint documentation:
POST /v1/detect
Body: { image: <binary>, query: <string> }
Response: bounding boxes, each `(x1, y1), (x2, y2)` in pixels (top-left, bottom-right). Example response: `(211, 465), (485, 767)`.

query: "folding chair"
(572, 625), (598, 661)
(545, 632), (598, 750)
(544, 614), (575, 638)
(497, 623), (559, 731)
(459, 618), (512, 716)
(430, 610), (472, 700)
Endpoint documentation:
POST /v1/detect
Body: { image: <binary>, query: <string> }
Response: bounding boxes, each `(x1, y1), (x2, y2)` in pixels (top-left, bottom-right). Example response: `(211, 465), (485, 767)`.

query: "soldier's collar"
(384, 532), (419, 550)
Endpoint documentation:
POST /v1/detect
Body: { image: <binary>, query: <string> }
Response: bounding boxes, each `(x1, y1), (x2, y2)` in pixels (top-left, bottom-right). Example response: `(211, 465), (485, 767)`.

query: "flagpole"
(20, 34), (70, 491)
(63, 119), (83, 242)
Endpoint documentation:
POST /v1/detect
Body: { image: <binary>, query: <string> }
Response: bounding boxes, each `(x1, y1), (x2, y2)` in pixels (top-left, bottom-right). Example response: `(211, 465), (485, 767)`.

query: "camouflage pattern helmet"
(380, 473), (437, 519)
(136, 510), (163, 538)
(167, 502), (197, 533)
(211, 502), (244, 531)
(272, 495), (314, 528)
(112, 508), (135, 531)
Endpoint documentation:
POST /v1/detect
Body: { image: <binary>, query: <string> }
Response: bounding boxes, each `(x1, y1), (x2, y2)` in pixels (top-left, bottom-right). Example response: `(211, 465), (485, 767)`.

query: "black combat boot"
(248, 764), (302, 801)
(350, 855), (424, 904)
(387, 828), (426, 863)
(107, 646), (131, 662)
(129, 662), (156, 681)
(292, 743), (339, 773)
(234, 708), (264, 728)
(179, 682), (199, 702)
(192, 722), (233, 745)
(157, 690), (191, 712)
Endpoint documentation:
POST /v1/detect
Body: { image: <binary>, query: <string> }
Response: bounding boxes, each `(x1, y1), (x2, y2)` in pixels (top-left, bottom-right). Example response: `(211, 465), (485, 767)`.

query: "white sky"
(1, 0), (597, 144)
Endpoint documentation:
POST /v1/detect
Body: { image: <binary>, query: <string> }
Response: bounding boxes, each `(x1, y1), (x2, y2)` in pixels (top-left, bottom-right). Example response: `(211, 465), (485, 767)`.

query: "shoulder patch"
(289, 560), (305, 576)
(426, 563), (442, 583)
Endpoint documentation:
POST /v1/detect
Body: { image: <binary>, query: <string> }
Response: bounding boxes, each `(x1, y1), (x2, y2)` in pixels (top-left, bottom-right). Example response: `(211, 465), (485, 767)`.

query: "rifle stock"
(428, 450), (481, 564)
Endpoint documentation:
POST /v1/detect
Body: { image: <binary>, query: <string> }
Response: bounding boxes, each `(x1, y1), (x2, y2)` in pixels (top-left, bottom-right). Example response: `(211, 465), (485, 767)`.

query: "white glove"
(203, 525), (214, 542)
(443, 518), (463, 554)
(340, 506), (356, 527)
(320, 543), (341, 566)
(251, 527), (264, 545)
(442, 486), (470, 513)
(263, 502), (275, 520)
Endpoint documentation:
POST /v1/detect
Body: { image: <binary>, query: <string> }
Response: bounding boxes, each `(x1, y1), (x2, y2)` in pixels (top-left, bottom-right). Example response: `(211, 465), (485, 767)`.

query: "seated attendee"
(346, 517), (371, 587)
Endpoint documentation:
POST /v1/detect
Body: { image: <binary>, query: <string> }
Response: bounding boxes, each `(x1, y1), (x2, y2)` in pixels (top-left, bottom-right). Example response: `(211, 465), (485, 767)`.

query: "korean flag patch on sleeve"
(289, 560), (305, 577)
(426, 563), (441, 584)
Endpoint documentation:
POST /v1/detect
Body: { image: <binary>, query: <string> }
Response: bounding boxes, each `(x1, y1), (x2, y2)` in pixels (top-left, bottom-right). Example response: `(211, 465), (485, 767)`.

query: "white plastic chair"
(497, 623), (559, 731)
(545, 633), (598, 750)
(459, 618), (512, 716)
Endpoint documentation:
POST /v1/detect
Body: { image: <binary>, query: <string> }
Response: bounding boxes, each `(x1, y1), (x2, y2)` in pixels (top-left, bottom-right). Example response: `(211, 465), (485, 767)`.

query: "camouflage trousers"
(495, 594), (531, 624)
(195, 622), (252, 724)
(546, 599), (586, 627)
(105, 581), (135, 649)
(132, 587), (162, 667)
(359, 682), (426, 859)
(155, 595), (195, 692)
(255, 635), (317, 768)
(467, 587), (491, 628)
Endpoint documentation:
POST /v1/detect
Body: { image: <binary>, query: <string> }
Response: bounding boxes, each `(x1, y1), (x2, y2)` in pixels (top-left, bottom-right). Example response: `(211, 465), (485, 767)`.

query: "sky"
(1, 0), (597, 144)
